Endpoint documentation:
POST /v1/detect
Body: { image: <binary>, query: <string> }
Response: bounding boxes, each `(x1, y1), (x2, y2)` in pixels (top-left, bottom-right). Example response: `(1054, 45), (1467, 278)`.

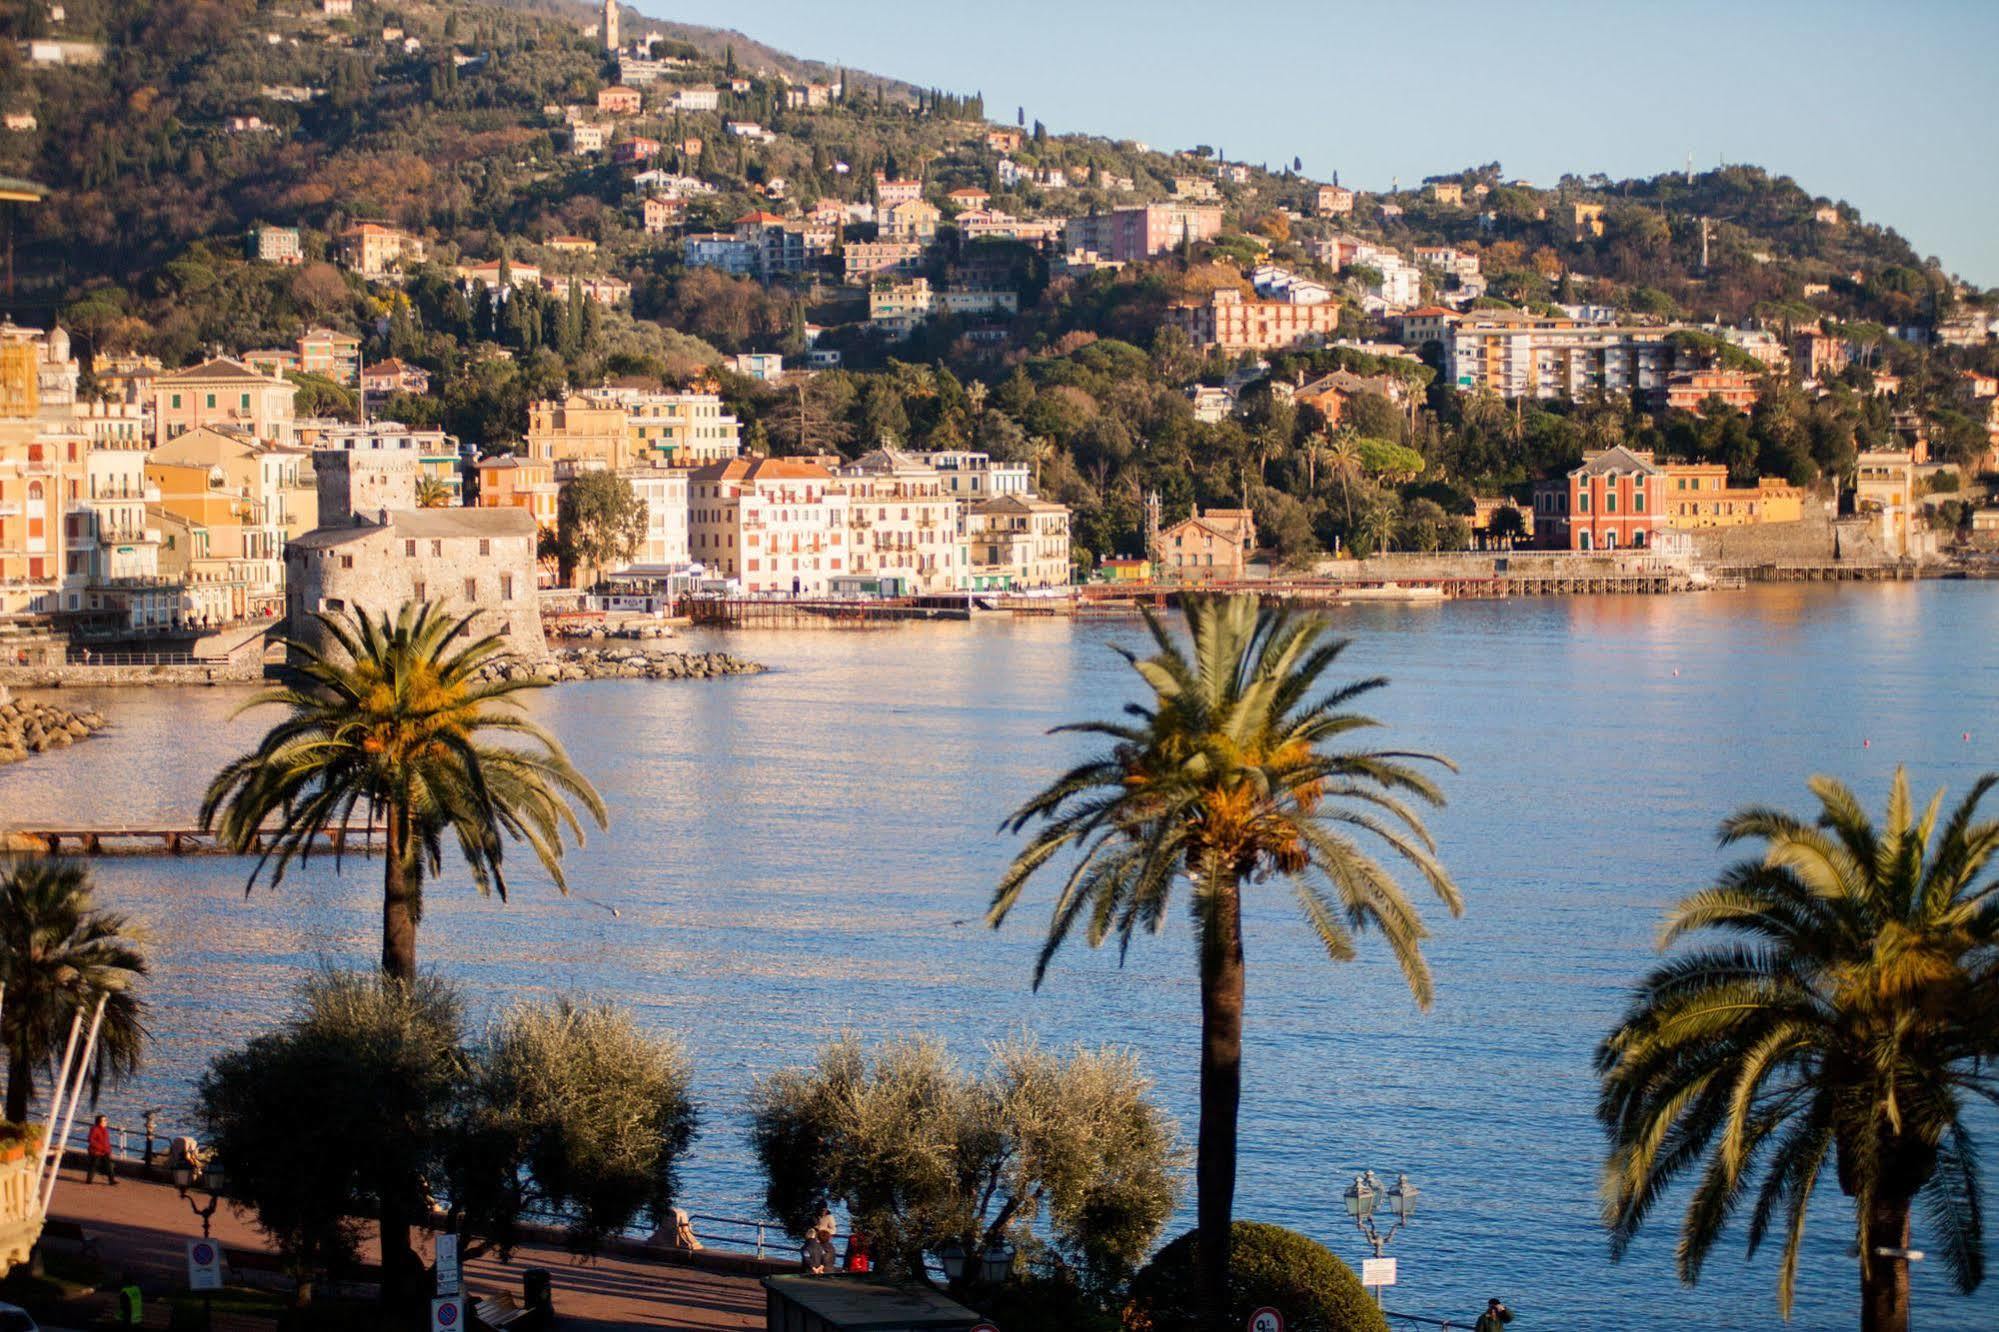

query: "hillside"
(0, 0), (1993, 570)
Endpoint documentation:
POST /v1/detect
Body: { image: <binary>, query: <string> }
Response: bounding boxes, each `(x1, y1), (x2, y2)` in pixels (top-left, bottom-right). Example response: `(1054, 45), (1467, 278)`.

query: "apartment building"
(337, 223), (426, 279)
(153, 358), (299, 447)
(1660, 464), (1807, 528)
(919, 451), (1031, 502)
(527, 389), (742, 472)
(1063, 204), (1223, 262)
(1443, 314), (1676, 402)
(687, 456), (851, 595)
(1165, 288), (1342, 354)
(619, 465), (691, 571)
(145, 427), (309, 614)
(475, 454), (560, 536)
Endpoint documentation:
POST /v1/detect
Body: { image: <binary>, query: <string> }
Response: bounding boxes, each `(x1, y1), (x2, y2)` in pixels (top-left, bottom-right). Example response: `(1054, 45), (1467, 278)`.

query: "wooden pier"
(2, 825), (389, 858)
(685, 596), (977, 628)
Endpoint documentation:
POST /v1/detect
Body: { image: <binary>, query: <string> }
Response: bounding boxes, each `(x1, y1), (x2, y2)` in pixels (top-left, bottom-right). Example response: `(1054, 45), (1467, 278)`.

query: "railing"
(63, 650), (200, 666)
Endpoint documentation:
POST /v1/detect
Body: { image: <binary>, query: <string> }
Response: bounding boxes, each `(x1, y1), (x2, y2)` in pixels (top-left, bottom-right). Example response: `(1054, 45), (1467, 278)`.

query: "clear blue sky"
(635, 0), (1999, 287)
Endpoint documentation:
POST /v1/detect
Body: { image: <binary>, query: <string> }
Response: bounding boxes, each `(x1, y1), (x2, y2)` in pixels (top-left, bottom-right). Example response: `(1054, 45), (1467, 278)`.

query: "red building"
(1532, 446), (1665, 551)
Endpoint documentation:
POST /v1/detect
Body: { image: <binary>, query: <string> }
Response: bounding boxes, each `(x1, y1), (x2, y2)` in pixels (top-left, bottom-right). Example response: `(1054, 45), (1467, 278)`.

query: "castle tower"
(601, 0), (618, 52)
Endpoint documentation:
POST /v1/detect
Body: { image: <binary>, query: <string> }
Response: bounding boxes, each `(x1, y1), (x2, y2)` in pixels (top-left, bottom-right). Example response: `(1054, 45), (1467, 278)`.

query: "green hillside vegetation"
(1, 0), (1994, 570)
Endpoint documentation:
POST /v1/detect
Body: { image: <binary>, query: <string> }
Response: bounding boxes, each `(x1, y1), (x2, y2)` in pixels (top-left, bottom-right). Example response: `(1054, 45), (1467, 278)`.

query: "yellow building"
(1662, 464), (1808, 528)
(1853, 449), (1918, 557)
(0, 418), (67, 616)
(967, 494), (1072, 590)
(528, 390), (743, 471)
(1573, 202), (1606, 239)
(527, 394), (633, 470)
(146, 427), (310, 614)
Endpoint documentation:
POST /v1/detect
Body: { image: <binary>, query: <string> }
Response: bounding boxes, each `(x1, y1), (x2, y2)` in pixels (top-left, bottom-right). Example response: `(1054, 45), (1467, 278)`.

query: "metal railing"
(64, 650), (201, 666)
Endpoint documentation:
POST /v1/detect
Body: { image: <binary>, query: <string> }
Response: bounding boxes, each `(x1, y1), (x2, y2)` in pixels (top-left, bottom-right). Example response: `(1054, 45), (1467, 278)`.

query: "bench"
(473, 1292), (537, 1330)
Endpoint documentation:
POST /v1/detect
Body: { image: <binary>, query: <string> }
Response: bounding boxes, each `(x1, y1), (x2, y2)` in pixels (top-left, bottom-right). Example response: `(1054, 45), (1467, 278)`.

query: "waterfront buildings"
(687, 456), (850, 595)
(837, 448), (964, 595)
(966, 494), (1072, 590)
(475, 454), (560, 537)
(1157, 508), (1258, 582)
(619, 465), (692, 572)
(300, 421), (465, 503)
(1531, 446), (1665, 551)
(1660, 464), (1807, 528)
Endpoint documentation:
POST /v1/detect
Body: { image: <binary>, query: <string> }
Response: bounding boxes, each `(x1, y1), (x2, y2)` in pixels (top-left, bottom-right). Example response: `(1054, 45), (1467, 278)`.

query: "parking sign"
(186, 1238), (222, 1292)
(1249, 1309), (1284, 1332)
(431, 1295), (464, 1331)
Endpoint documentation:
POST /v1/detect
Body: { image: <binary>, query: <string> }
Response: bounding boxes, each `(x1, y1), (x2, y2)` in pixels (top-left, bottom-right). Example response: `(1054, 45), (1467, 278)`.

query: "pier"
(2, 825), (388, 857)
(685, 596), (976, 628)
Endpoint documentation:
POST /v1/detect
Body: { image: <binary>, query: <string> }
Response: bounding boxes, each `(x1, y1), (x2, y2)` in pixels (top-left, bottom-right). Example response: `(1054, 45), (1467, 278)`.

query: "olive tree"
(449, 999), (699, 1256)
(200, 972), (465, 1306)
(750, 1035), (1180, 1293)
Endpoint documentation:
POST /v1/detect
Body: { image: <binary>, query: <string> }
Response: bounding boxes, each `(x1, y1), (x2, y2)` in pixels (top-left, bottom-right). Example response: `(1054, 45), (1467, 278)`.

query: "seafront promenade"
(42, 1159), (764, 1330)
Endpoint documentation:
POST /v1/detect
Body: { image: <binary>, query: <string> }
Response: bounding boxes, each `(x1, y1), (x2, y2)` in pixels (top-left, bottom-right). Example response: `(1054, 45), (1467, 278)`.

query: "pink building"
(1063, 204), (1222, 263)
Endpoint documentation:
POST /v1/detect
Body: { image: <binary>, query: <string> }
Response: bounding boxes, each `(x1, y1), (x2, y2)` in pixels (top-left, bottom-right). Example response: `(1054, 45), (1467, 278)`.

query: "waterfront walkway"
(45, 1168), (764, 1330)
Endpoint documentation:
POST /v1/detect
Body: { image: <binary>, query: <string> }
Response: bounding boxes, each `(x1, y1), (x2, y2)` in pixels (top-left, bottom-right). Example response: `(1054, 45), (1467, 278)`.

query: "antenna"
(1685, 151), (1693, 185)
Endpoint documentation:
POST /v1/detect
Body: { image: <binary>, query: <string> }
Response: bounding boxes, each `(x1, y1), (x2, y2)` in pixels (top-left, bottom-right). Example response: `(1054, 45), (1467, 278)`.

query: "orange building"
(1659, 369), (1763, 414)
(1661, 464), (1807, 528)
(476, 454), (559, 533)
(1532, 446), (1664, 551)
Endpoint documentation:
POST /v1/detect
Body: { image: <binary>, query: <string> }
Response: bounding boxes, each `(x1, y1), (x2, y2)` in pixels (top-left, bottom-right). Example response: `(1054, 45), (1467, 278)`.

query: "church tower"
(600, 0), (618, 53)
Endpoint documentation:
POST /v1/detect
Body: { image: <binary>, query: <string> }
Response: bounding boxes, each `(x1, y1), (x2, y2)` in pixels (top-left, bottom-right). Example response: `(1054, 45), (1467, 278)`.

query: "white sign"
(186, 1238), (222, 1292)
(1249, 1308), (1285, 1332)
(1362, 1256), (1398, 1288)
(431, 1295), (465, 1332)
(435, 1233), (461, 1294)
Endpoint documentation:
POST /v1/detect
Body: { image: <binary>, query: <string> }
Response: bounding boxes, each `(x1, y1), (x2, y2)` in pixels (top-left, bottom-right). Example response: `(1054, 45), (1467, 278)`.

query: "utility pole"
(1685, 151), (1694, 185)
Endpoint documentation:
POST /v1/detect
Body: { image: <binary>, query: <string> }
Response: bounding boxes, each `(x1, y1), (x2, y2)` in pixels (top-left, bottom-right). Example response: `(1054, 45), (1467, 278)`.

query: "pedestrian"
(85, 1114), (116, 1186)
(801, 1220), (837, 1275)
(843, 1230), (871, 1274)
(1476, 1298), (1513, 1332)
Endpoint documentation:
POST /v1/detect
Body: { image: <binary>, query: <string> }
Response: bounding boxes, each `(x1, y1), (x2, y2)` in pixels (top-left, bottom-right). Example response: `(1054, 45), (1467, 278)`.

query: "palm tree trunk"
(1197, 865), (1247, 1326)
(381, 806), (418, 983)
(1860, 1195), (1912, 1332)
(4, 1047), (30, 1125)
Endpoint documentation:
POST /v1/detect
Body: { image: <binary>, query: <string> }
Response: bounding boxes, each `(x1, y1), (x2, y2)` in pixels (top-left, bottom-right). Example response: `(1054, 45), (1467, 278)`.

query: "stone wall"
(0, 657), (262, 687)
(1689, 508), (1839, 565)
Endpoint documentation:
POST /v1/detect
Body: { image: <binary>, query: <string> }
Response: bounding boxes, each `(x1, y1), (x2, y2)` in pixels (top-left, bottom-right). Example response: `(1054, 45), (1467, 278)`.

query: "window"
(205, 394), (216, 409)
(171, 393), (182, 409)
(1577, 491), (1590, 514)
(1634, 492), (1645, 513)
(479, 539), (491, 556)
(405, 540), (417, 557)
(431, 541), (443, 557)
(240, 393), (251, 410)
(463, 578), (478, 600)
(340, 555), (353, 569)
(500, 574), (514, 601)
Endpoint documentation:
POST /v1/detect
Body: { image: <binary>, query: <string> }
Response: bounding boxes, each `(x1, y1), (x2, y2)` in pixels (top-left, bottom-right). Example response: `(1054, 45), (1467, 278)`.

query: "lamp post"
(1344, 1169), (1418, 1306)
(175, 1160), (226, 1239)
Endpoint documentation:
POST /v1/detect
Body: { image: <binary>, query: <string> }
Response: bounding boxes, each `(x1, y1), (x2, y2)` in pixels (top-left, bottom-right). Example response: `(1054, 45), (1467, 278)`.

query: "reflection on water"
(3, 583), (1997, 1330)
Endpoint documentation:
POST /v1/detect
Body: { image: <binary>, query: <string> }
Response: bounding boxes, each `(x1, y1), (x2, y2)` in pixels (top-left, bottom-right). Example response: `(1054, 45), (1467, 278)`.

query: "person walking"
(85, 1115), (117, 1186)
(843, 1230), (871, 1273)
(1475, 1298), (1513, 1331)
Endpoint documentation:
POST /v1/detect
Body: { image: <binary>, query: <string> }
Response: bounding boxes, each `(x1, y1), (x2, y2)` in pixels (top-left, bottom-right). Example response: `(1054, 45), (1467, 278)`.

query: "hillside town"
(0, 0), (1995, 663)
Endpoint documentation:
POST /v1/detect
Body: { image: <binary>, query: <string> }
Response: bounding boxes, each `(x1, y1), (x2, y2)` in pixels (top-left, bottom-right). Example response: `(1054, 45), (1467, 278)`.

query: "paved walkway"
(44, 1166), (764, 1330)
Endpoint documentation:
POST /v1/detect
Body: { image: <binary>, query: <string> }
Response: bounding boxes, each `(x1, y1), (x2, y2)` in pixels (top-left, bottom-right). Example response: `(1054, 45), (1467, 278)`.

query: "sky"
(634, 0), (1999, 287)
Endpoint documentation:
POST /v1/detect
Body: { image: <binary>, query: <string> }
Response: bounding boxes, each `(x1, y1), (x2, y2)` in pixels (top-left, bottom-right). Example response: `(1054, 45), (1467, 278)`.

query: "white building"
(686, 456), (850, 595)
(918, 450), (1033, 501)
(618, 465), (691, 571)
(836, 447), (965, 594)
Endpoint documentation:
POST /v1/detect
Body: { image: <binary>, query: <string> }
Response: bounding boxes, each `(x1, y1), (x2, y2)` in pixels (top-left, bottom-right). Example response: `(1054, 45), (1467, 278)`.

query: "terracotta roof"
(157, 357), (286, 385)
(1401, 306), (1457, 318)
(690, 456), (835, 484)
(735, 211), (786, 225)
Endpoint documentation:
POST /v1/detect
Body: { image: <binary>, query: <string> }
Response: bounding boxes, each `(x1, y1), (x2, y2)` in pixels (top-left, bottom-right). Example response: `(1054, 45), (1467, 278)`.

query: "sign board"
(186, 1238), (222, 1292)
(1249, 1308), (1285, 1332)
(435, 1233), (461, 1295)
(1362, 1256), (1398, 1288)
(431, 1295), (465, 1332)
(970, 1325), (1000, 1332)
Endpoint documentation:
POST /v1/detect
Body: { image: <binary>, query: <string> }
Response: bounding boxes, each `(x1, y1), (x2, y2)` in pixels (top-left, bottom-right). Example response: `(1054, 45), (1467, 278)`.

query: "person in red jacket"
(85, 1115), (117, 1186)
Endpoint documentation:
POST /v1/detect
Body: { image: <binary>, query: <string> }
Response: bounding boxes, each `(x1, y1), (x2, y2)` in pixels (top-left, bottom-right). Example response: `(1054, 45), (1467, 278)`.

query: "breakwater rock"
(0, 694), (108, 763)
(486, 647), (767, 684)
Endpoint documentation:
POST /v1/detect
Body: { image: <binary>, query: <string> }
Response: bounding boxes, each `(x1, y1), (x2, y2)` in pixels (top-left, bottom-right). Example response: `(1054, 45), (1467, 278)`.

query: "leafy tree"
(750, 1034), (1179, 1295)
(1128, 1222), (1389, 1332)
(451, 999), (698, 1258)
(1597, 769), (1999, 1331)
(202, 602), (606, 985)
(555, 469), (649, 589)
(990, 597), (1460, 1323)
(0, 858), (148, 1125)
(200, 971), (464, 1308)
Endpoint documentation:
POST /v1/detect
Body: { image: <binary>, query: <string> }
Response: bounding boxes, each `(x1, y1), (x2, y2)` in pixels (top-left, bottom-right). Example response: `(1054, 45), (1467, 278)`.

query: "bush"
(1127, 1221), (1388, 1332)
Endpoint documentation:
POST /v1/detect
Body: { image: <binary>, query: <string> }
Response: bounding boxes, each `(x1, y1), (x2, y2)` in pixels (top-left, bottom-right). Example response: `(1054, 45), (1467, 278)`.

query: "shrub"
(1127, 1221), (1388, 1332)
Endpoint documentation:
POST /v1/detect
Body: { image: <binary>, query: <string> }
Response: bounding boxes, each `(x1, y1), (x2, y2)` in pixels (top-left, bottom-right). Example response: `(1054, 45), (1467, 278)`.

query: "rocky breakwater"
(0, 690), (108, 764)
(483, 646), (767, 684)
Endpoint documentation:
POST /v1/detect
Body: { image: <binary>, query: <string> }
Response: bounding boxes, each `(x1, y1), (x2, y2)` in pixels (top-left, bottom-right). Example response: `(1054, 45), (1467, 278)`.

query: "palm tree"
(413, 476), (453, 509)
(1596, 769), (1999, 1332)
(990, 595), (1461, 1323)
(202, 602), (607, 984)
(0, 857), (148, 1125)
(1325, 430), (1364, 526)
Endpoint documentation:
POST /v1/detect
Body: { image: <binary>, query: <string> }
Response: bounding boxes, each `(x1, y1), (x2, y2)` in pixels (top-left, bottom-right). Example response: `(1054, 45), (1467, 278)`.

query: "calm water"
(4, 584), (1998, 1329)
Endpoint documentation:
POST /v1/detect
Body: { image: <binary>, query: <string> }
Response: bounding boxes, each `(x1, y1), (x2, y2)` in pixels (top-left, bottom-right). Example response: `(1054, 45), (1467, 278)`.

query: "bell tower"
(601, 0), (618, 53)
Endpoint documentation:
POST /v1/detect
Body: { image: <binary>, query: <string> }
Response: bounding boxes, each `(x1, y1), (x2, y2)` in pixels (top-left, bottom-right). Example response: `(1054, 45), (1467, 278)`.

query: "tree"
(1128, 1222), (1388, 1332)
(990, 597), (1461, 1323)
(202, 602), (606, 985)
(1597, 769), (1999, 1332)
(0, 858), (148, 1125)
(200, 971), (464, 1308)
(766, 374), (856, 456)
(451, 999), (698, 1258)
(555, 470), (648, 589)
(750, 1034), (1178, 1296)
(414, 476), (453, 509)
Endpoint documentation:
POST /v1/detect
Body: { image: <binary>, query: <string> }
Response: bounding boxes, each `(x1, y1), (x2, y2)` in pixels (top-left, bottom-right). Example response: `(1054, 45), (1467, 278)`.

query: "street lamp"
(1345, 1168), (1418, 1258)
(937, 1241), (967, 1284)
(980, 1242), (1014, 1284)
(177, 1160), (226, 1239)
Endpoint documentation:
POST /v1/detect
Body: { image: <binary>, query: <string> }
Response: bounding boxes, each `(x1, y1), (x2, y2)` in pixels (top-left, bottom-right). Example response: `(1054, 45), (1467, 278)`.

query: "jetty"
(2, 825), (388, 857)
